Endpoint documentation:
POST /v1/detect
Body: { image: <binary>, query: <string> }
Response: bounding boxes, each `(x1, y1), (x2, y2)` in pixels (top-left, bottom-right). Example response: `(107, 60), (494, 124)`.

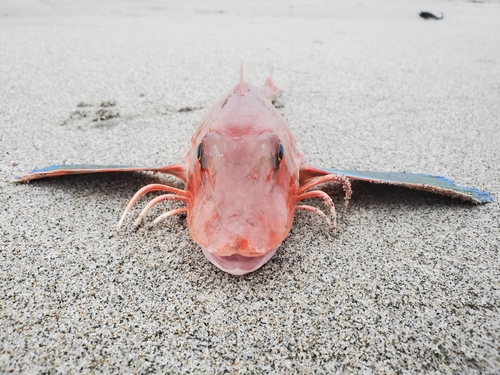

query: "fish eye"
(277, 142), (284, 165)
(197, 142), (203, 163)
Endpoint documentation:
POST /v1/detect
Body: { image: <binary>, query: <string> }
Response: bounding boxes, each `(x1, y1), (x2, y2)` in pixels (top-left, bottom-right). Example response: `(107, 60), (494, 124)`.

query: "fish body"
(184, 77), (303, 274)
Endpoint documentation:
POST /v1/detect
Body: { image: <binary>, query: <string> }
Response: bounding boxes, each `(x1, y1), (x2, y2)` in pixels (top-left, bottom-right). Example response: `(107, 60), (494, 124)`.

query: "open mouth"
(201, 247), (279, 275)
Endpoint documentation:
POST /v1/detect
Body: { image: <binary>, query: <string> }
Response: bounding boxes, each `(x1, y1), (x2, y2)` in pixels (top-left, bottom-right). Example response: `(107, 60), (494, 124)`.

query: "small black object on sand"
(419, 11), (444, 20)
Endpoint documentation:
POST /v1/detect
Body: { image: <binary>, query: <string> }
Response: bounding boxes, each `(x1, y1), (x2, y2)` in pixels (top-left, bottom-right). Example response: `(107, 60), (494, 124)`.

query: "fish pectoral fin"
(299, 165), (492, 204)
(13, 163), (187, 184)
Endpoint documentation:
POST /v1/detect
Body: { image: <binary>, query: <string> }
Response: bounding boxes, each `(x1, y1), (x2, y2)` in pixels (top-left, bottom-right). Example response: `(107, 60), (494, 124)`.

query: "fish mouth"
(201, 246), (279, 275)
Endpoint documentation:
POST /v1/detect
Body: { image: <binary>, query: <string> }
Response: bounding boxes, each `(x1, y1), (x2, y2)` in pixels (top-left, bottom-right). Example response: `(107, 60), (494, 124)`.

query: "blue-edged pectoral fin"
(300, 165), (493, 204)
(14, 164), (187, 184)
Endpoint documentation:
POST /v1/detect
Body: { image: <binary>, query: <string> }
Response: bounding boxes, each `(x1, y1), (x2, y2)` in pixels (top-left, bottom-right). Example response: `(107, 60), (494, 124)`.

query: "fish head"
(185, 88), (301, 274)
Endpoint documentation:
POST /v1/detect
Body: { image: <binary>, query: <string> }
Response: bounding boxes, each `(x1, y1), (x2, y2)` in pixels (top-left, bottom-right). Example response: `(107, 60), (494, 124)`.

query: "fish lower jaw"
(201, 247), (279, 275)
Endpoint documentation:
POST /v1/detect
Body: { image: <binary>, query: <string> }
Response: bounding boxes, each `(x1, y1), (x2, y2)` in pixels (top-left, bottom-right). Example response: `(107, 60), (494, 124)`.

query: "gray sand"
(1, 0), (499, 373)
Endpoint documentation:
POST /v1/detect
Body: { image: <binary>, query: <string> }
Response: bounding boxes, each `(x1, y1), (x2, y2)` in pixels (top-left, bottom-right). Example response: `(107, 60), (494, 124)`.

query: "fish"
(15, 68), (492, 275)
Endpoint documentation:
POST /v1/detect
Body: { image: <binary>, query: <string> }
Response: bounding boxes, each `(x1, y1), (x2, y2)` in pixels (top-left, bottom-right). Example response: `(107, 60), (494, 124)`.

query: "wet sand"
(1, 0), (499, 372)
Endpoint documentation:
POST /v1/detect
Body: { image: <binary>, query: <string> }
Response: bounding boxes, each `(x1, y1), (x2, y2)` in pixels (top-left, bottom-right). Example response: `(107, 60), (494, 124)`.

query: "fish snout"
(197, 208), (283, 274)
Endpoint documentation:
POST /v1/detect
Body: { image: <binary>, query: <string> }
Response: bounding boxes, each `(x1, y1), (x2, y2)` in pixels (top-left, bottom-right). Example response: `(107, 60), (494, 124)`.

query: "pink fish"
(15, 69), (492, 275)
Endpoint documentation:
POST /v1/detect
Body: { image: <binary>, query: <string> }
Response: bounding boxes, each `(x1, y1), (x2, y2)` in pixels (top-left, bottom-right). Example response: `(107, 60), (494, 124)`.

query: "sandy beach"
(1, 0), (499, 372)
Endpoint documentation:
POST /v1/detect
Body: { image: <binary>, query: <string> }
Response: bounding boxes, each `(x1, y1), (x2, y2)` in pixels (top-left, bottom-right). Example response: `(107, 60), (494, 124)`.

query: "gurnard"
(16, 70), (492, 275)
